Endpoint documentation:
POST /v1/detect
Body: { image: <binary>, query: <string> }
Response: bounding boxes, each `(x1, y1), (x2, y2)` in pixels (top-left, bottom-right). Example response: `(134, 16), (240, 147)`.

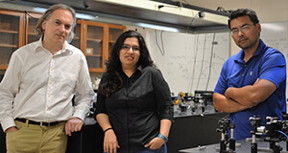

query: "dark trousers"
(0, 125), (6, 153)
(66, 123), (104, 153)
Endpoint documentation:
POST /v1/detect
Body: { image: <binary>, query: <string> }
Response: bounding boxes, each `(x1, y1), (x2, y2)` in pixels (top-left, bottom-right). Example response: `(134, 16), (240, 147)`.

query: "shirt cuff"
(72, 109), (87, 121)
(1, 117), (16, 132)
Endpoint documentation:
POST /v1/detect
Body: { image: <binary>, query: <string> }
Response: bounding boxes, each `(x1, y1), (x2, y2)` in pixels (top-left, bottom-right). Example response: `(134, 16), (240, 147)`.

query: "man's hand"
(65, 117), (83, 136)
(5, 126), (18, 133)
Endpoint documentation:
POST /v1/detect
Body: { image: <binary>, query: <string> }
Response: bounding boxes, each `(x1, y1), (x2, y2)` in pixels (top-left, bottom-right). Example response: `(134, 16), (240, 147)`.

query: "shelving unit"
(0, 9), (126, 72)
(77, 20), (126, 72)
(78, 20), (107, 72)
(70, 23), (81, 49)
(108, 25), (126, 56)
(25, 12), (41, 44)
(0, 10), (24, 69)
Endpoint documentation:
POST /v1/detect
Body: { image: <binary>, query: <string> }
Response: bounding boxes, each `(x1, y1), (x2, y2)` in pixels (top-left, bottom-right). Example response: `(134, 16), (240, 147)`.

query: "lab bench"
(66, 106), (227, 153)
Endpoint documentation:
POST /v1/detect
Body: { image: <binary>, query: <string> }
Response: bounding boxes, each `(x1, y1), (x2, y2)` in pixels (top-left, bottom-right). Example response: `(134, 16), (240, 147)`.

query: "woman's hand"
(103, 129), (120, 153)
(144, 137), (165, 150)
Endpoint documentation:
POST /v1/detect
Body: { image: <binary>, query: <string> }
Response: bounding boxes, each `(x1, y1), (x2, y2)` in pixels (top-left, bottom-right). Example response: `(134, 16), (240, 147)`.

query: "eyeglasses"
(230, 24), (252, 35)
(121, 45), (140, 52)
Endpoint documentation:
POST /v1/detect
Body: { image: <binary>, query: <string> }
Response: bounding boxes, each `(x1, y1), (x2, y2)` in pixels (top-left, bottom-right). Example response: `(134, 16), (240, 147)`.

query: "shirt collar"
(235, 39), (267, 63)
(136, 65), (143, 72)
(119, 65), (144, 79)
(35, 37), (73, 54)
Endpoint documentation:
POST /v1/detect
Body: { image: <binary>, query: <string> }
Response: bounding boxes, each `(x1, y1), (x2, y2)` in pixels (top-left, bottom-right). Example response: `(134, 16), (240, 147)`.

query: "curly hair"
(101, 30), (155, 97)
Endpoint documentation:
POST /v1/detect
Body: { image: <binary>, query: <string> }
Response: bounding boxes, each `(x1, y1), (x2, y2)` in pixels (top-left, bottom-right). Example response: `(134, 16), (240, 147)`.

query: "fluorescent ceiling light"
(94, 0), (228, 25)
(261, 23), (285, 32)
(32, 7), (47, 13)
(76, 13), (99, 20)
(136, 23), (179, 32)
(32, 8), (99, 21)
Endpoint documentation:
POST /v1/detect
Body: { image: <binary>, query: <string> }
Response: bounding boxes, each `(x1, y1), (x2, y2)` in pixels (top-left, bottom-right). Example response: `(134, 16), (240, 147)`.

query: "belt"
(15, 118), (60, 127)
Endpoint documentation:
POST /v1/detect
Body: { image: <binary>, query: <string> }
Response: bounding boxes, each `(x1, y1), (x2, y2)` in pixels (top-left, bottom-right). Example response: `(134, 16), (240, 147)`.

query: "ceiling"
(1, 0), (230, 32)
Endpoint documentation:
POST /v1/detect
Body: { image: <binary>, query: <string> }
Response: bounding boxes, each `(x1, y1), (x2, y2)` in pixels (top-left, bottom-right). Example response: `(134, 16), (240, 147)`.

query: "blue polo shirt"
(214, 39), (286, 140)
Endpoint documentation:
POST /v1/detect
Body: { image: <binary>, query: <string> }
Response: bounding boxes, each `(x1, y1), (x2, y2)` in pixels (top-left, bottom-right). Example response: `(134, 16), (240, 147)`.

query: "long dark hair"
(101, 30), (155, 97)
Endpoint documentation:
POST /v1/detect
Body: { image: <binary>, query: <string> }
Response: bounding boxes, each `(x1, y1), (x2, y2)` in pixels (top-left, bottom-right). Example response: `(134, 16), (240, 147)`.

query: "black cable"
(182, 0), (190, 5)
(25, 11), (38, 19)
(155, 30), (165, 56)
(160, 31), (165, 55)
(183, 0), (197, 33)
(205, 33), (216, 91)
(186, 14), (197, 33)
(189, 34), (199, 93)
(196, 34), (207, 90)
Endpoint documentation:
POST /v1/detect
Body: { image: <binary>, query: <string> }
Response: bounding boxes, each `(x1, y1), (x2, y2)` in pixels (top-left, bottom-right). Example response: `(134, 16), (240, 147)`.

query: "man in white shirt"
(0, 4), (95, 153)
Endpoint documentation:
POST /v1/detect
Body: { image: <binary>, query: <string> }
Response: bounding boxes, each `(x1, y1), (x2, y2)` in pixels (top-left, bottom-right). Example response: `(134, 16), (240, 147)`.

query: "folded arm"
(225, 79), (276, 107)
(214, 79), (277, 113)
(213, 92), (251, 113)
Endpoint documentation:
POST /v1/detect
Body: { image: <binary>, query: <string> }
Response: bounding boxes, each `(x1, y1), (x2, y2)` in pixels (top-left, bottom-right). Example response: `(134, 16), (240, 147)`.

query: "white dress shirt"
(0, 39), (95, 131)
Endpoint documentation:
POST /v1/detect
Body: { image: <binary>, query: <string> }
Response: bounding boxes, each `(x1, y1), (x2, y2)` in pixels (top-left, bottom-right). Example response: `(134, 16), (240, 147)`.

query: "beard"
(239, 38), (258, 50)
(237, 33), (260, 50)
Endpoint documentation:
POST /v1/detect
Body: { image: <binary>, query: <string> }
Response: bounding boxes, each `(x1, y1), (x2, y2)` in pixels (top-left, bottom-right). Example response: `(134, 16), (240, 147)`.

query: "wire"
(205, 33), (216, 90)
(189, 34), (199, 92)
(25, 11), (38, 19)
(155, 30), (165, 56)
(186, 14), (198, 33)
(184, 1), (197, 33)
(277, 130), (288, 139)
(161, 31), (165, 54)
(182, 0), (191, 5)
(196, 34), (207, 90)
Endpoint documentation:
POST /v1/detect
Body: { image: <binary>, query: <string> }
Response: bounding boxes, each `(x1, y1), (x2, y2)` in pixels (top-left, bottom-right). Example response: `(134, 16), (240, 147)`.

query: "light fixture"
(32, 7), (47, 13)
(261, 23), (285, 32)
(136, 23), (179, 32)
(76, 13), (99, 20)
(94, 0), (228, 25)
(32, 7), (99, 21)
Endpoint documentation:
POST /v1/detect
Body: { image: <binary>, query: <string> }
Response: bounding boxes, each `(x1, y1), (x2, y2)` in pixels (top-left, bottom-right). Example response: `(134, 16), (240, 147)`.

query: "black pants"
(66, 123), (103, 153)
(0, 125), (6, 153)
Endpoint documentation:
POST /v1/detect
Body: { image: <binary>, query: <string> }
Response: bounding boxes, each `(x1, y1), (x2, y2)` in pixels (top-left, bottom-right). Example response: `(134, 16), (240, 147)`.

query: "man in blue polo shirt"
(213, 8), (286, 140)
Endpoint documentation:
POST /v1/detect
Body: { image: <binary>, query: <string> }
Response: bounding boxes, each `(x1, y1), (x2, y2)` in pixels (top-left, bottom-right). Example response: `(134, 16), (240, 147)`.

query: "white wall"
(126, 26), (230, 94)
(184, 0), (288, 55)
(126, 1), (288, 94)
(185, 0), (288, 23)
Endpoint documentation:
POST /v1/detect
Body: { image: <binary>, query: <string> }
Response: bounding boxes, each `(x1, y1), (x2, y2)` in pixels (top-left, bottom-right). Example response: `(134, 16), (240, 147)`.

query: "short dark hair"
(102, 30), (155, 97)
(36, 4), (76, 41)
(228, 8), (259, 29)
